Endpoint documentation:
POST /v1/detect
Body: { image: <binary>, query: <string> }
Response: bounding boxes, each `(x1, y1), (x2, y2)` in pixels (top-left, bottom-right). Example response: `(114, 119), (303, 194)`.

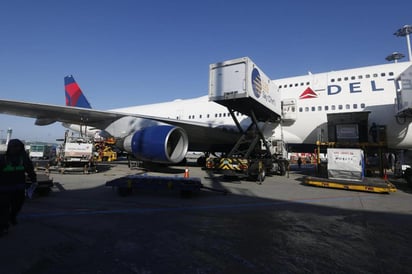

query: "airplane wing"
(0, 99), (240, 151)
(0, 99), (123, 128)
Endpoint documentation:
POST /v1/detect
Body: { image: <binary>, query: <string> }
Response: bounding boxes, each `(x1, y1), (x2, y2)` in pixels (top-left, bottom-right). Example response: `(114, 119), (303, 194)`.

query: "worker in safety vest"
(0, 139), (37, 236)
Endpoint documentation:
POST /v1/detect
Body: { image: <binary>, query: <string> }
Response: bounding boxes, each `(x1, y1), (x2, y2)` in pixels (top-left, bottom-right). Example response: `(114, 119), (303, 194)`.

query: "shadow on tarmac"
(2, 163), (412, 274)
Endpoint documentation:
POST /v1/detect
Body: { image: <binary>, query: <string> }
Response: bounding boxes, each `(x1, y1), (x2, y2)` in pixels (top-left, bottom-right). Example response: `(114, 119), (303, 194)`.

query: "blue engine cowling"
(123, 125), (189, 164)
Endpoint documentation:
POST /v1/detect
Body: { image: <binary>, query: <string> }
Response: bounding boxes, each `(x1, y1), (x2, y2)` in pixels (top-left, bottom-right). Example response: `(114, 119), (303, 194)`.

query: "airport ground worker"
(297, 157), (302, 169)
(369, 122), (378, 143)
(0, 139), (36, 236)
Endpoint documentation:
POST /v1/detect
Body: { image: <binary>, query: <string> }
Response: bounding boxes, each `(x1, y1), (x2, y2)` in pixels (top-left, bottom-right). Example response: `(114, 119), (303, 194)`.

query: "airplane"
(274, 61), (412, 150)
(0, 75), (251, 164)
(0, 58), (412, 167)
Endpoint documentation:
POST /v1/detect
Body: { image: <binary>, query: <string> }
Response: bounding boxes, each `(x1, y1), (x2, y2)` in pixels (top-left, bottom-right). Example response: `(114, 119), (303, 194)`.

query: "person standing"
(0, 139), (37, 235)
(297, 157), (302, 169)
(369, 122), (378, 143)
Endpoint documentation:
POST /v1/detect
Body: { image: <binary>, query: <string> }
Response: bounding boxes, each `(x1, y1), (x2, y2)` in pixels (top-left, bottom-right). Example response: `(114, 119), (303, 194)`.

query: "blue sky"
(0, 0), (411, 142)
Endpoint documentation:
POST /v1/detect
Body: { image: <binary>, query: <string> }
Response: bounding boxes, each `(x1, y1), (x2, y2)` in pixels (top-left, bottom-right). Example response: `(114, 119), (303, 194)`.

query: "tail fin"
(64, 75), (92, 108)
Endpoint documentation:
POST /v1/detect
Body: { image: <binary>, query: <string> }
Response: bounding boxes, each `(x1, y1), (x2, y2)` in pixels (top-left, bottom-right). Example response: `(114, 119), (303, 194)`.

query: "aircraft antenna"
(394, 25), (412, 61)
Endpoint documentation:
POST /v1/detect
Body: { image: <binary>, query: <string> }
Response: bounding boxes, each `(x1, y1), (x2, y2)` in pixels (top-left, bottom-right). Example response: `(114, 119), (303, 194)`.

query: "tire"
(257, 169), (266, 184)
(196, 156), (206, 167)
(404, 168), (412, 186)
(278, 161), (286, 176)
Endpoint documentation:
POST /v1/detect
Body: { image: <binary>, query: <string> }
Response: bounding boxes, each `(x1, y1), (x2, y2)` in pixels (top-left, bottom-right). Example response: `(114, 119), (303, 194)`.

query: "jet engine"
(123, 125), (189, 164)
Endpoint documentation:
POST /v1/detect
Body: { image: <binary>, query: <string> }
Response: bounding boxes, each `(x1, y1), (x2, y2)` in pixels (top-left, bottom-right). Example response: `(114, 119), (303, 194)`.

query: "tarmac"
(1, 161), (412, 274)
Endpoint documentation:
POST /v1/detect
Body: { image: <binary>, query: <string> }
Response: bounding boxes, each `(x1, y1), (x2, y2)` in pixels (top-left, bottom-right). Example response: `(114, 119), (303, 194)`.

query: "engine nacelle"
(123, 125), (189, 164)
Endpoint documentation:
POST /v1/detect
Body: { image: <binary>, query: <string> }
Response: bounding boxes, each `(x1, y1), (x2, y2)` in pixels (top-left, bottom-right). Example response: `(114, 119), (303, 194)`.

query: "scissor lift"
(206, 57), (288, 182)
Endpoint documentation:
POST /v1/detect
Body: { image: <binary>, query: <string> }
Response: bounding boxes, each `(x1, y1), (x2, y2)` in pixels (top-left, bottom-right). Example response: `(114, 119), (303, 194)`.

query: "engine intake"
(123, 125), (189, 164)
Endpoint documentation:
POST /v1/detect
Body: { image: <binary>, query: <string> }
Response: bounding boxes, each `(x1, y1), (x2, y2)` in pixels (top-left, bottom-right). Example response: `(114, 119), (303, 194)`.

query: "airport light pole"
(385, 52), (405, 63)
(394, 25), (412, 61)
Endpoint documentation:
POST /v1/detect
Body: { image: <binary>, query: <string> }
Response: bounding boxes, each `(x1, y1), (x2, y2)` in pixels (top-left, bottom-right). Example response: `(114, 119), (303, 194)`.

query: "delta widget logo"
(299, 87), (318, 99)
(251, 68), (262, 98)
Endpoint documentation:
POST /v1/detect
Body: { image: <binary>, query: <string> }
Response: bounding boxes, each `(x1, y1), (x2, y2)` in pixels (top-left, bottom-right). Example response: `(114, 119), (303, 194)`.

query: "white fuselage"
(275, 61), (412, 148)
(69, 61), (412, 151)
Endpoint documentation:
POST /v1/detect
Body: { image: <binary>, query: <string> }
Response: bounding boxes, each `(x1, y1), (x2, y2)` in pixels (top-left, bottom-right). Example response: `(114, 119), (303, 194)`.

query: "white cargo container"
(209, 57), (281, 122)
(327, 148), (365, 181)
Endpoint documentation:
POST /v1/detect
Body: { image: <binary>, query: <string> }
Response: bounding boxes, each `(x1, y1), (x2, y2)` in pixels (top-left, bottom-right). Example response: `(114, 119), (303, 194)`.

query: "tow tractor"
(94, 137), (117, 162)
(205, 57), (288, 183)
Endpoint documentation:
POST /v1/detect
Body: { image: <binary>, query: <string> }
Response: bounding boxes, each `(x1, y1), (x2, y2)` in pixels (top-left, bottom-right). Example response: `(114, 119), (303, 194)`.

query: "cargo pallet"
(106, 175), (228, 197)
(305, 176), (396, 193)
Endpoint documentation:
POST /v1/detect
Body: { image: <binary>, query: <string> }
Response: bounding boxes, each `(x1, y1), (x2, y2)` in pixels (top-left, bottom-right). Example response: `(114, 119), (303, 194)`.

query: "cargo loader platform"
(209, 57), (282, 122)
(106, 175), (228, 197)
(305, 176), (397, 193)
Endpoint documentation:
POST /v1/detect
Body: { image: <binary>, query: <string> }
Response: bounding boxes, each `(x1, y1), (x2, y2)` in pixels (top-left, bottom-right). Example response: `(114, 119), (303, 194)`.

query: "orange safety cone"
(184, 168), (189, 178)
(383, 170), (388, 181)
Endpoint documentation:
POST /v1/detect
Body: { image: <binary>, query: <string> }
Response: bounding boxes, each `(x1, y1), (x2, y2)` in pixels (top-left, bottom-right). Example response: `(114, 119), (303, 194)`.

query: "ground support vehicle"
(55, 131), (96, 173)
(94, 138), (117, 162)
(204, 109), (288, 183)
(28, 143), (56, 160)
(206, 156), (282, 183)
(205, 57), (288, 183)
(204, 117), (288, 182)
